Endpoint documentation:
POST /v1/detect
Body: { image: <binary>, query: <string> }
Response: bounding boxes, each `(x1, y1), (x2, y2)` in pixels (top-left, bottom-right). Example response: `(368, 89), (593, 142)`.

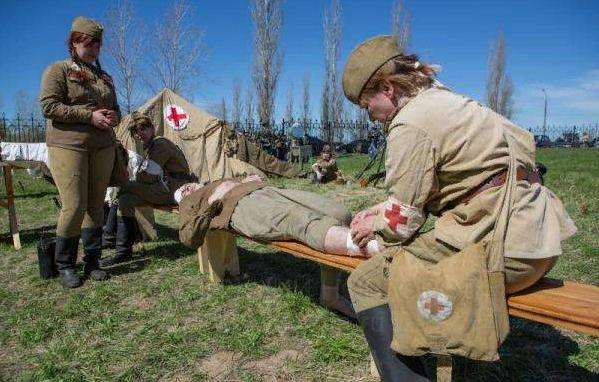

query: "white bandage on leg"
(346, 232), (360, 253)
(366, 239), (381, 254)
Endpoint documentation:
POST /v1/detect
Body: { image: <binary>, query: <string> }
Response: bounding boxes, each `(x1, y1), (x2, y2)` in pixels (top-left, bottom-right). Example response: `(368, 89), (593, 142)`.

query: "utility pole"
(542, 88), (548, 136)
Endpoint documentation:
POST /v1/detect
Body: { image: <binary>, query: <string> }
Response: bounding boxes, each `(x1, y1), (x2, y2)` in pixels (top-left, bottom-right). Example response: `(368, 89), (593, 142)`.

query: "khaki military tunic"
(348, 87), (576, 312)
(40, 58), (120, 151)
(40, 58), (120, 236)
(119, 137), (192, 216)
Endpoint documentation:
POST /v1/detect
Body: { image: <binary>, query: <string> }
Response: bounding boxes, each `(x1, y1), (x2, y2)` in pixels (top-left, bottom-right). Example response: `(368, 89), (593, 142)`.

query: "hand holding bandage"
(350, 212), (377, 248)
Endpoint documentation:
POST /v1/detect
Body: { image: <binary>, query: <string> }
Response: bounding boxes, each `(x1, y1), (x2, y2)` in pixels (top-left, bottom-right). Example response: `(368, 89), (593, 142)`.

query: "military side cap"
(342, 35), (402, 105)
(71, 16), (103, 40)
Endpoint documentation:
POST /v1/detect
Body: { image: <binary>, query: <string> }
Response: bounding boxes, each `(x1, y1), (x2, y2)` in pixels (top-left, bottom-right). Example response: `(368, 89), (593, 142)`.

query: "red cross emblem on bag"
(417, 290), (453, 322)
(164, 104), (189, 131)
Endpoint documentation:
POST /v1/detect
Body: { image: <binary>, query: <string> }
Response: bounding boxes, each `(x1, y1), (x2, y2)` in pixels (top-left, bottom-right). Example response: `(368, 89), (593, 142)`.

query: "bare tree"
(219, 97), (228, 122)
(391, 0), (411, 51)
(284, 82), (294, 124)
(231, 78), (242, 128)
(147, 0), (208, 97)
(301, 72), (311, 126)
(14, 90), (41, 118)
(245, 87), (255, 130)
(103, 0), (144, 113)
(486, 33), (514, 119)
(321, 0), (343, 143)
(250, 0), (284, 131)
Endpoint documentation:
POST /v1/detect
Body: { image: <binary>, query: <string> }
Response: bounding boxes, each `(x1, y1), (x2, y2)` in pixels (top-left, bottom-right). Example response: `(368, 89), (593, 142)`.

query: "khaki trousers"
(230, 187), (351, 251)
(118, 181), (174, 217)
(347, 229), (557, 314)
(48, 146), (115, 237)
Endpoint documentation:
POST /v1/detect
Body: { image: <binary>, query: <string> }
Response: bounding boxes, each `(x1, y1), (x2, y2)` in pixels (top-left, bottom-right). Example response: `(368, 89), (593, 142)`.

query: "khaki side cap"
(71, 16), (103, 40)
(342, 35), (402, 105)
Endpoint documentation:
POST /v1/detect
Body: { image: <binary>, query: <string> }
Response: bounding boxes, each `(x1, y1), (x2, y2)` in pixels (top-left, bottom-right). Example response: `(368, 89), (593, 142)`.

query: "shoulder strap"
(487, 132), (517, 272)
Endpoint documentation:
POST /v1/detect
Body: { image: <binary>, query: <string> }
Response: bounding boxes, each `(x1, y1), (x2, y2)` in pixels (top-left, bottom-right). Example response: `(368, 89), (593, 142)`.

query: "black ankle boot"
(357, 304), (429, 382)
(81, 227), (109, 280)
(55, 236), (82, 289)
(100, 216), (135, 267)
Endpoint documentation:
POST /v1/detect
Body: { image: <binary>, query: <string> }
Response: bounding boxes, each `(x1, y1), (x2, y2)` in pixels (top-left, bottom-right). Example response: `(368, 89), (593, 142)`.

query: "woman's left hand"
(350, 213), (376, 248)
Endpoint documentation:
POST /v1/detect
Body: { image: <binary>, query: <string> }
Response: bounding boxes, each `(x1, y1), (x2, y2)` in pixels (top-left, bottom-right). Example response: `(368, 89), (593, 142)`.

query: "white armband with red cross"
(377, 197), (425, 242)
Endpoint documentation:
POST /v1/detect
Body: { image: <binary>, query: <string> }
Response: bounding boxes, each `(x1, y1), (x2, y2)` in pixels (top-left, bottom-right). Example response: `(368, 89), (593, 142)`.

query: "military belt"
(462, 166), (542, 205)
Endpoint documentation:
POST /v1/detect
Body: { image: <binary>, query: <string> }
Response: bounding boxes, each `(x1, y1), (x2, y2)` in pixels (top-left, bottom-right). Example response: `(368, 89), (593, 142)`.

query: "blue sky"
(1, 0), (598, 129)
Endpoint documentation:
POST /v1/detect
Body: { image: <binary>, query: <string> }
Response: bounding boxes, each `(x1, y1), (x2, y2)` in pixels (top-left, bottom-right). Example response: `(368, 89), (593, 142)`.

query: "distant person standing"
(39, 17), (120, 288)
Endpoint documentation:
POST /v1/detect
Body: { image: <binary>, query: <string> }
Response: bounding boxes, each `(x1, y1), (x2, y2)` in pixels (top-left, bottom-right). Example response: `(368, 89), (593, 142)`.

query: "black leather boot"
(81, 227), (109, 280)
(357, 304), (429, 382)
(99, 215), (135, 267)
(102, 204), (118, 249)
(55, 236), (82, 289)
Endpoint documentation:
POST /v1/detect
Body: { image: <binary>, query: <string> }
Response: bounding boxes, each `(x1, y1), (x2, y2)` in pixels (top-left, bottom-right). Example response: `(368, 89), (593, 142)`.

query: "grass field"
(1, 149), (597, 381)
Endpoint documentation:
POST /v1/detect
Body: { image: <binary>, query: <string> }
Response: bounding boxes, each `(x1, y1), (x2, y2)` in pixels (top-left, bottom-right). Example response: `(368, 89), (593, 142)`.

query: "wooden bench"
(155, 205), (599, 380)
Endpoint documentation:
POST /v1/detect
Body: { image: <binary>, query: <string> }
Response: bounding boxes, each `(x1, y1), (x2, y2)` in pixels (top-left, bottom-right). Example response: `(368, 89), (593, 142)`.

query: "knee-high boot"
(99, 215), (136, 267)
(81, 227), (109, 280)
(102, 204), (118, 249)
(357, 304), (429, 382)
(55, 236), (82, 289)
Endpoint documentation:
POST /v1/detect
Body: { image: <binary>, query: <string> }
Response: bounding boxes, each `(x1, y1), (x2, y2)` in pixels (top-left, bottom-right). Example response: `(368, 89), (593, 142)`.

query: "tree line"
(2, 0), (514, 139)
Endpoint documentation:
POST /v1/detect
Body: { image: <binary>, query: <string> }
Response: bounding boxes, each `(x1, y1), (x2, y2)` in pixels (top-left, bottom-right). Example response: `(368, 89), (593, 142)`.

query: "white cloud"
(514, 69), (599, 127)
(519, 69), (599, 113)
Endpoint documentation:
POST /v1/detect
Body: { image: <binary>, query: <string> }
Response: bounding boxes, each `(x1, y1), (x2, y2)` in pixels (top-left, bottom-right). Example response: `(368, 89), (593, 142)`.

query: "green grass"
(1, 149), (597, 381)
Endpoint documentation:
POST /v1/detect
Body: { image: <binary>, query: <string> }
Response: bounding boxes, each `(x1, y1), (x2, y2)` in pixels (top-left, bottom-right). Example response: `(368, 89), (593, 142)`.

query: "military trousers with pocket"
(347, 229), (557, 314)
(48, 145), (115, 238)
(230, 186), (351, 251)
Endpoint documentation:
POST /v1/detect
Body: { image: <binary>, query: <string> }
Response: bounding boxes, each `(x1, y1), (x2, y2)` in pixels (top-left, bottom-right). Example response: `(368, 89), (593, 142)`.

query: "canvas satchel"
(387, 133), (517, 361)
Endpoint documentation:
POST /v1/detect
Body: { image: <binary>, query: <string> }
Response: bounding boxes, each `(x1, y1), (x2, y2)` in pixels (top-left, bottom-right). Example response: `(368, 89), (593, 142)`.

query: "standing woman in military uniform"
(39, 17), (120, 288)
(342, 36), (576, 380)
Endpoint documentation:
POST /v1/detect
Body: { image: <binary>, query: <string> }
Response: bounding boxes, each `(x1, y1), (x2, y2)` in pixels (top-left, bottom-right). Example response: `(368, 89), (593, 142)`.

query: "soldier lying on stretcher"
(175, 175), (382, 316)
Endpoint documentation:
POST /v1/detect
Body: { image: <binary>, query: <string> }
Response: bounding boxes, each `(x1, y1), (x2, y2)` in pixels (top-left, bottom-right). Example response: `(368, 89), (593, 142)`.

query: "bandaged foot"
(324, 226), (381, 258)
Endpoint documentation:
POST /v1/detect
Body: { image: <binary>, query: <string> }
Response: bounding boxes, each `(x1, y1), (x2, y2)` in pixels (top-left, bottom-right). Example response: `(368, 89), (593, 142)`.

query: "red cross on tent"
(384, 203), (408, 232)
(167, 106), (187, 128)
(164, 104), (189, 130)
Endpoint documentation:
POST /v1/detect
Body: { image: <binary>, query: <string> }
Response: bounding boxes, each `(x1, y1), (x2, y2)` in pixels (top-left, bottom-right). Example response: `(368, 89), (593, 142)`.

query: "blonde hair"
(361, 54), (439, 100)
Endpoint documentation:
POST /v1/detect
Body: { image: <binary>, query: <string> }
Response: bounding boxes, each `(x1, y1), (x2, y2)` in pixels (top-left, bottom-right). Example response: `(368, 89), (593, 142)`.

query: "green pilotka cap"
(71, 16), (103, 40)
(342, 35), (403, 105)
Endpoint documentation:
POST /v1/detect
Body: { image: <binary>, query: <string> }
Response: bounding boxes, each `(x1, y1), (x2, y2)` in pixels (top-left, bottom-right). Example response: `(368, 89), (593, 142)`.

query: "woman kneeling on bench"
(175, 175), (382, 316)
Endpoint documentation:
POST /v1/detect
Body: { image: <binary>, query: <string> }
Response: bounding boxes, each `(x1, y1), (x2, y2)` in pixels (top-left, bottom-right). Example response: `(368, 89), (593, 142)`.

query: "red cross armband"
(376, 197), (425, 242)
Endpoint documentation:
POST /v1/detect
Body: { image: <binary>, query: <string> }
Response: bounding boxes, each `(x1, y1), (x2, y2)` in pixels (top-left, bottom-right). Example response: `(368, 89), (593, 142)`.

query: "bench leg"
(319, 266), (355, 318)
(197, 230), (239, 283)
(3, 165), (21, 250)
